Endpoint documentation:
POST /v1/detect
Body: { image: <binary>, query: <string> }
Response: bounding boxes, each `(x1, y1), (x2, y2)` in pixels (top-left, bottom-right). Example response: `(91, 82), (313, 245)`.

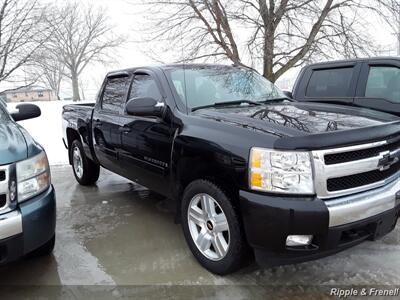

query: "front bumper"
(0, 185), (56, 265)
(240, 179), (400, 266)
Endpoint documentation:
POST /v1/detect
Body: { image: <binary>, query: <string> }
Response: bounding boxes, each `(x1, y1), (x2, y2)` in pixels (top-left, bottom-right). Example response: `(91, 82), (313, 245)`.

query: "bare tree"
(376, 0), (400, 55)
(30, 51), (64, 99)
(46, 2), (124, 101)
(0, 0), (50, 85)
(138, 0), (378, 82)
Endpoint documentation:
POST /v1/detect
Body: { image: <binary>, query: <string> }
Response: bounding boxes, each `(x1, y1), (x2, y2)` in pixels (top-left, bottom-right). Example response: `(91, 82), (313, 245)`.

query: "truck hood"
(0, 121), (28, 165)
(193, 101), (400, 149)
(194, 101), (400, 150)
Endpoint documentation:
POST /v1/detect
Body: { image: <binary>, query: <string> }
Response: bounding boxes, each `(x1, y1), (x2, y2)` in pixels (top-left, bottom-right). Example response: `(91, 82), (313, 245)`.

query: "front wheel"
(70, 140), (100, 185)
(181, 180), (249, 275)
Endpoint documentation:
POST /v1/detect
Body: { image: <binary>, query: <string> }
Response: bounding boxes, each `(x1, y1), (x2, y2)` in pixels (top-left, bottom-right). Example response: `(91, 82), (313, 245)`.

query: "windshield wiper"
(192, 100), (261, 112)
(259, 97), (292, 103)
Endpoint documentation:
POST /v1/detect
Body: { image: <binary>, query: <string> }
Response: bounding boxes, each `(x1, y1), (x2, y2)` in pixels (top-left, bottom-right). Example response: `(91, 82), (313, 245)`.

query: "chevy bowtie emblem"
(377, 152), (399, 171)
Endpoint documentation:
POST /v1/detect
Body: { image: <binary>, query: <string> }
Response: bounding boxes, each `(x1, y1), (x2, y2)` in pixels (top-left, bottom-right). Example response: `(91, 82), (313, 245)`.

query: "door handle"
(119, 126), (131, 133)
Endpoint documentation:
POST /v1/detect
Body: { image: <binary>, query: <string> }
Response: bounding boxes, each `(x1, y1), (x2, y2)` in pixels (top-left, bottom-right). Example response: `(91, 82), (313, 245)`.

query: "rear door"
(355, 59), (400, 115)
(92, 73), (131, 173)
(293, 62), (361, 104)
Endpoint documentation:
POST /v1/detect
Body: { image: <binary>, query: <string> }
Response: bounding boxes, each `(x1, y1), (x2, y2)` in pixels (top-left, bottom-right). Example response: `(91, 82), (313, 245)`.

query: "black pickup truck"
(62, 64), (400, 275)
(291, 57), (400, 115)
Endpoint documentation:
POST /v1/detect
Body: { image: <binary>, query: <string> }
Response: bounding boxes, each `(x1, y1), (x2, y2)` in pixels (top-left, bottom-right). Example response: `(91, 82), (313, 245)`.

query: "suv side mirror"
(11, 104), (41, 121)
(126, 97), (164, 117)
(283, 90), (293, 99)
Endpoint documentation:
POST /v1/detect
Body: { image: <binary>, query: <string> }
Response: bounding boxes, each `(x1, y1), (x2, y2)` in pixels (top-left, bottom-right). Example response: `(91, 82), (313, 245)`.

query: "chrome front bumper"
(325, 178), (400, 227)
(0, 210), (22, 240)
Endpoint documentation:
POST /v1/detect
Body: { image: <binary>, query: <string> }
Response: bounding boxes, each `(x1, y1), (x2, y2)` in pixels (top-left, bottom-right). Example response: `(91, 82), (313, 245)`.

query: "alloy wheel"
(187, 193), (230, 261)
(72, 146), (83, 179)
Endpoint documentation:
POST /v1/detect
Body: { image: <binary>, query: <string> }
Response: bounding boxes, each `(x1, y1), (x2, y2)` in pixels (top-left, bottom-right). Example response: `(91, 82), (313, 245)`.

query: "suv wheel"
(181, 180), (249, 275)
(70, 140), (100, 185)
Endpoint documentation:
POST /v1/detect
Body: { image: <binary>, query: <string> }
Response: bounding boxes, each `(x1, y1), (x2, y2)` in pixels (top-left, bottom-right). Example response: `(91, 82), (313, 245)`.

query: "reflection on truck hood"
(193, 102), (398, 136)
(0, 121), (28, 164)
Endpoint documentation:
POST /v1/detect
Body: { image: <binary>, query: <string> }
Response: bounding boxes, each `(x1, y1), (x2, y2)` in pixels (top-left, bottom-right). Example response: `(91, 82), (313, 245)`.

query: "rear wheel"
(70, 140), (100, 185)
(181, 180), (249, 275)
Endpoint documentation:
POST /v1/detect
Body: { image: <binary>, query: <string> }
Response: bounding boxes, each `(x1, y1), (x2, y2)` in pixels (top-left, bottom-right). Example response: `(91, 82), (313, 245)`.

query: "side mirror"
(126, 97), (164, 117)
(283, 90), (293, 99)
(11, 104), (41, 121)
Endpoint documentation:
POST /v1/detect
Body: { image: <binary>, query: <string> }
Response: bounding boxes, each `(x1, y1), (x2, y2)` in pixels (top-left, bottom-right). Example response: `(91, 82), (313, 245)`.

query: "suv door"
(117, 72), (174, 196)
(92, 74), (131, 174)
(355, 60), (400, 115)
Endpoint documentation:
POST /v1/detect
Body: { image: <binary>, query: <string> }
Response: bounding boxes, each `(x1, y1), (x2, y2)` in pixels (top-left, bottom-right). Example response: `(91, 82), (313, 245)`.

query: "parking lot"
(0, 165), (399, 298)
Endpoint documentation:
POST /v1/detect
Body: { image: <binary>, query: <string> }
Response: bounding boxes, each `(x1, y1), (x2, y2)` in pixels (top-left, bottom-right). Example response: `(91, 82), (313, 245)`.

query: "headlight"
(16, 151), (51, 202)
(249, 147), (314, 194)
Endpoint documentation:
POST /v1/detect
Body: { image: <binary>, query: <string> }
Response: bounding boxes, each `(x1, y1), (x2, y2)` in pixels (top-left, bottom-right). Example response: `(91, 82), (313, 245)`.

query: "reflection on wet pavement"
(0, 166), (399, 298)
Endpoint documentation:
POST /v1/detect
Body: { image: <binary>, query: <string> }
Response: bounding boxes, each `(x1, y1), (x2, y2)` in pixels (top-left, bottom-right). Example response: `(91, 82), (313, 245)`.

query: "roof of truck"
(106, 63), (249, 77)
(306, 56), (400, 67)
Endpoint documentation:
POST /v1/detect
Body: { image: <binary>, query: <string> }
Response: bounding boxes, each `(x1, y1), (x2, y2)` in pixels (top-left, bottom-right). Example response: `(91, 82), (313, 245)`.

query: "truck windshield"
(167, 66), (285, 110)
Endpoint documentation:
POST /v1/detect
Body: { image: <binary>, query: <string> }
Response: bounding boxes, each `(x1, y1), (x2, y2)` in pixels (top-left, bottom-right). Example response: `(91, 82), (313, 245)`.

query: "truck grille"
(325, 138), (400, 165)
(327, 160), (400, 192)
(0, 166), (10, 212)
(312, 139), (400, 199)
(0, 195), (6, 208)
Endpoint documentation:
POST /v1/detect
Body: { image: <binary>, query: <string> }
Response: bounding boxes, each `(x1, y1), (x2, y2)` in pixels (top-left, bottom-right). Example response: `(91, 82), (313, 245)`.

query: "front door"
(118, 73), (174, 196)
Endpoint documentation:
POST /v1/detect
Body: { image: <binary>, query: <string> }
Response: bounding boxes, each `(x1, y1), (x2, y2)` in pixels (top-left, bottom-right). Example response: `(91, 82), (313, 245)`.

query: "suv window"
(101, 76), (130, 113)
(306, 67), (353, 98)
(365, 66), (400, 103)
(129, 74), (162, 102)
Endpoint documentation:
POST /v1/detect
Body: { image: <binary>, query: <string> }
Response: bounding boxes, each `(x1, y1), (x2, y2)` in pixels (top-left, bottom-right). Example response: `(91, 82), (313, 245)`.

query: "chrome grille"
(0, 165), (10, 212)
(312, 140), (400, 199)
(324, 138), (400, 165)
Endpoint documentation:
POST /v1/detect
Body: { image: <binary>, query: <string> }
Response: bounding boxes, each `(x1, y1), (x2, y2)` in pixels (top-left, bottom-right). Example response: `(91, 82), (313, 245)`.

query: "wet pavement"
(0, 166), (399, 299)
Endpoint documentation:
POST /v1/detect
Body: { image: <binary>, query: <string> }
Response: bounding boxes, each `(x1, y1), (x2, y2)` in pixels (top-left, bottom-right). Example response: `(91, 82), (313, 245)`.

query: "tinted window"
(365, 66), (400, 103)
(129, 75), (162, 101)
(101, 77), (130, 113)
(306, 67), (353, 97)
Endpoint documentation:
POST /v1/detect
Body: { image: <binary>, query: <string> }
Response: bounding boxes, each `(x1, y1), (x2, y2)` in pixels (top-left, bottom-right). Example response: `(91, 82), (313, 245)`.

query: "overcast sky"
(4, 0), (399, 99)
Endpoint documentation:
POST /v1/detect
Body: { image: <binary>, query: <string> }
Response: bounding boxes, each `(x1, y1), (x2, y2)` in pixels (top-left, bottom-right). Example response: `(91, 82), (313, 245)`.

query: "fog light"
(286, 235), (313, 247)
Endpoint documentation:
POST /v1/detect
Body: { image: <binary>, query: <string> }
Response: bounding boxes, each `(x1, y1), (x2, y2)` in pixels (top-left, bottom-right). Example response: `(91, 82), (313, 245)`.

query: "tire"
(70, 139), (100, 185)
(30, 235), (55, 257)
(181, 180), (249, 275)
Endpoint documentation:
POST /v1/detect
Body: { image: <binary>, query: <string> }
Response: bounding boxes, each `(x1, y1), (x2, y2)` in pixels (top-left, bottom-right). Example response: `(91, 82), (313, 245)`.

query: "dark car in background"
(0, 101), (56, 265)
(291, 57), (400, 115)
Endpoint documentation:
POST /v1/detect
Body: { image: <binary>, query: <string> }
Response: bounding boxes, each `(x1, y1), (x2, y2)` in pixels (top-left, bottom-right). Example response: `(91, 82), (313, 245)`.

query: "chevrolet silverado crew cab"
(62, 64), (400, 275)
(0, 101), (55, 265)
(291, 57), (400, 115)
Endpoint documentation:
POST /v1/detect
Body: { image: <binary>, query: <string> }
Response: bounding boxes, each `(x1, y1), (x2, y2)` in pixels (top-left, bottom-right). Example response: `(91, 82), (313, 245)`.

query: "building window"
(38, 92), (44, 97)
(13, 94), (17, 98)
